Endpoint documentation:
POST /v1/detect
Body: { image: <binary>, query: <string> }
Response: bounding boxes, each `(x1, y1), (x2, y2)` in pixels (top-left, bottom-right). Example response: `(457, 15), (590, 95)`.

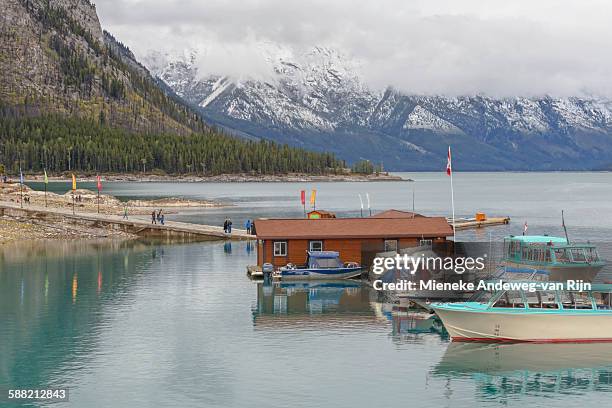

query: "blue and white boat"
(501, 235), (604, 282)
(275, 251), (362, 280)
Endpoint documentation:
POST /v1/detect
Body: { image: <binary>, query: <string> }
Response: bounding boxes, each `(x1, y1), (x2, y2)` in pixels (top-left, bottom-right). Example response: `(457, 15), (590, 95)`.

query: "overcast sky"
(96, 0), (612, 97)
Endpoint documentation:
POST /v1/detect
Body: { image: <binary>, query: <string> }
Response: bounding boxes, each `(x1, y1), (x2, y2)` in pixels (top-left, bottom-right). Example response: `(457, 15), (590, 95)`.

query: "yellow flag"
(44, 169), (48, 184)
(310, 189), (316, 206)
(72, 173), (76, 191)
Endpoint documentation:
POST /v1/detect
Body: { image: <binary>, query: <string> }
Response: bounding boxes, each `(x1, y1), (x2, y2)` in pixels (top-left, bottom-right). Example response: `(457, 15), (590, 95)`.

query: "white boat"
(431, 282), (612, 343)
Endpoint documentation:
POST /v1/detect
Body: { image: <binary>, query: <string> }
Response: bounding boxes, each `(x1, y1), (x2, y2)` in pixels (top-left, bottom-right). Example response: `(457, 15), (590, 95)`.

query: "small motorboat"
(431, 281), (612, 343)
(274, 251), (362, 280)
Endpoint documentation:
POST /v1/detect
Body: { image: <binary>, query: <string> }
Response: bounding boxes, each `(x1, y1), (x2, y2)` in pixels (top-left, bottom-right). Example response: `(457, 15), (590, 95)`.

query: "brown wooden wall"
(257, 236), (447, 267)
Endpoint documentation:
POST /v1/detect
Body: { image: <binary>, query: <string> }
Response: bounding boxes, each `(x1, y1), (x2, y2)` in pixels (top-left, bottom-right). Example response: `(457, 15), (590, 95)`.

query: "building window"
(384, 240), (398, 252)
(419, 239), (433, 247)
(273, 241), (287, 257)
(309, 241), (323, 252)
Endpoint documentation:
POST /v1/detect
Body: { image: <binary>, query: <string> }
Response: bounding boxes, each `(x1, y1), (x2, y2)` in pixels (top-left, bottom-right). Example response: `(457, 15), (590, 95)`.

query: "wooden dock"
(451, 216), (511, 230)
(0, 201), (253, 241)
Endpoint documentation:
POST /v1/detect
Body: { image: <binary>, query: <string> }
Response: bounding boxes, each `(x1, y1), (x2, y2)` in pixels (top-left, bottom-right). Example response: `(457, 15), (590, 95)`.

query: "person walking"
(245, 219), (251, 234)
(223, 218), (228, 233)
(228, 218), (233, 233)
(160, 213), (165, 225)
(123, 205), (129, 220)
(157, 209), (163, 223)
(151, 210), (157, 224)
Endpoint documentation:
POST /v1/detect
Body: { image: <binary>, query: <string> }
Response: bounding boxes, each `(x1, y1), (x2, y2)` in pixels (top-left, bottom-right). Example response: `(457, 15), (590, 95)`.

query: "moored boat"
(274, 251), (362, 280)
(431, 282), (612, 343)
(501, 235), (604, 282)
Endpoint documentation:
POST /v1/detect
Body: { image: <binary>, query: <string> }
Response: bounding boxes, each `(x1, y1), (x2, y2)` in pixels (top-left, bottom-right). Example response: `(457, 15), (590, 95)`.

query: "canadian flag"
(446, 146), (452, 176)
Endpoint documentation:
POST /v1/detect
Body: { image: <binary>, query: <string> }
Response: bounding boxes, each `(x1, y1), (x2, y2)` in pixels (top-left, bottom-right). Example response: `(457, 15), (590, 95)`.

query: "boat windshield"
(559, 291), (593, 309)
(492, 290), (525, 308)
(468, 289), (496, 304)
(308, 257), (342, 269)
(593, 291), (612, 310)
(523, 290), (559, 309)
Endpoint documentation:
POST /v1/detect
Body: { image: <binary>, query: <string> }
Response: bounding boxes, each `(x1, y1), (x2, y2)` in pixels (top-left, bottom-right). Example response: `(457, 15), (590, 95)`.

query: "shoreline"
(10, 172), (410, 183)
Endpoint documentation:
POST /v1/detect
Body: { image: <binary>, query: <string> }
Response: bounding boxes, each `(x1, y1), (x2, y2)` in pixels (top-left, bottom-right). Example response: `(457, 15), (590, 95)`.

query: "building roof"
(370, 209), (423, 219)
(254, 217), (453, 240)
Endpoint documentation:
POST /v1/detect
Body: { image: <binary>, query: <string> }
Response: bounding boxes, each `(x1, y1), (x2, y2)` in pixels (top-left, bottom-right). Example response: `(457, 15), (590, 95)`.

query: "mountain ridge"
(145, 47), (612, 171)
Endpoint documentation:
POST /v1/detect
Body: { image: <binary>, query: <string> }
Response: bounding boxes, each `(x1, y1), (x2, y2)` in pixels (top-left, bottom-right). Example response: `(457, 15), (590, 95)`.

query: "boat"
(501, 235), (604, 282)
(431, 282), (612, 343)
(274, 251), (362, 280)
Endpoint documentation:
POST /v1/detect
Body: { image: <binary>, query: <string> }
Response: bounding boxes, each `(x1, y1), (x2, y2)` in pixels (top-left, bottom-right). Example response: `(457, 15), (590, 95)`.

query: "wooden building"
(307, 210), (336, 219)
(254, 211), (453, 268)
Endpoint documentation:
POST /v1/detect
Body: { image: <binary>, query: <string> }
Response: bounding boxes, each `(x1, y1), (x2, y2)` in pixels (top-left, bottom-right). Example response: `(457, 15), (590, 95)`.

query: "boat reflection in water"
(252, 281), (388, 330)
(383, 306), (449, 343)
(432, 342), (612, 401)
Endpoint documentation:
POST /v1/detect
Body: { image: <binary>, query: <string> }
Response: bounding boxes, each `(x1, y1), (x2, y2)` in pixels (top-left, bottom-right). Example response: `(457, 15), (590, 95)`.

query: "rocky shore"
(16, 172), (409, 183)
(0, 183), (226, 243)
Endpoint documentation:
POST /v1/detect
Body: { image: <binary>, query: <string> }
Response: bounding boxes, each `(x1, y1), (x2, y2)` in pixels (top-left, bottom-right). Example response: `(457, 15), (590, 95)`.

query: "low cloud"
(96, 0), (612, 97)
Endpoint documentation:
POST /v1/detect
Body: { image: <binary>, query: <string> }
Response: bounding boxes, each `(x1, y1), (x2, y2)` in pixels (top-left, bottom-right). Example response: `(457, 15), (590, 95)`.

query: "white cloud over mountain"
(96, 0), (612, 97)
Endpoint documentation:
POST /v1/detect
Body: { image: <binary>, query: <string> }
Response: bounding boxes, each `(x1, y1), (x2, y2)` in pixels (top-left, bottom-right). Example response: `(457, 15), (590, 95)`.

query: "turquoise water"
(4, 172), (612, 407)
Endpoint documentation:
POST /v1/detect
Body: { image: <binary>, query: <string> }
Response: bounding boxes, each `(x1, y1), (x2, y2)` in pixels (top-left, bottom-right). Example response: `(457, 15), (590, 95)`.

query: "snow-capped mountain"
(143, 47), (612, 170)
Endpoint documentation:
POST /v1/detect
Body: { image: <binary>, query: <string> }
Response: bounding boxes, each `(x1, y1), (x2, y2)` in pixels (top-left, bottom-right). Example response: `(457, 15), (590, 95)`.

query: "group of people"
(223, 218), (256, 235)
(151, 209), (165, 225)
(223, 218), (233, 233)
(74, 194), (83, 203)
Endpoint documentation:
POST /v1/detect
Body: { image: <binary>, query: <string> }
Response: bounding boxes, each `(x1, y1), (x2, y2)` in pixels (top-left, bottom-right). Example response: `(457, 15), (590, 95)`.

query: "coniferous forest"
(0, 114), (344, 175)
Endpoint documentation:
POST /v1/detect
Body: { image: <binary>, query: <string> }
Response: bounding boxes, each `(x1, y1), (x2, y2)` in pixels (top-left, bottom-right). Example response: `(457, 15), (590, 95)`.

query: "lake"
(4, 172), (612, 407)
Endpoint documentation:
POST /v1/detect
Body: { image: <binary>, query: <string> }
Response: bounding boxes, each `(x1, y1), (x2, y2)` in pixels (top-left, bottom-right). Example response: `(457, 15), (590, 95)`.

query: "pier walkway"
(0, 201), (252, 241)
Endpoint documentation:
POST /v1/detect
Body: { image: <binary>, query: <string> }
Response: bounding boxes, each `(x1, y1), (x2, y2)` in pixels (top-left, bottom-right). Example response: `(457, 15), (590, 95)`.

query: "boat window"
(468, 289), (496, 304)
(593, 292), (612, 310)
(570, 248), (587, 263)
(309, 241), (323, 252)
(525, 290), (559, 309)
(493, 291), (525, 308)
(585, 248), (600, 262)
(560, 291), (593, 310)
(273, 241), (288, 257)
(553, 248), (570, 263)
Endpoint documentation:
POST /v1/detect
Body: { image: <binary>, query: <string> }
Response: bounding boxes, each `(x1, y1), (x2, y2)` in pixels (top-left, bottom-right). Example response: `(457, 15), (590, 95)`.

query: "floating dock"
(0, 201), (253, 241)
(450, 216), (510, 230)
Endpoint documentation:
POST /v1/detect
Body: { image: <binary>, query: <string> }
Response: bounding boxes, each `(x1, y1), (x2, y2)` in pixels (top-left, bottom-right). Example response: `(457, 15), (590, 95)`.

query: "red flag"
(300, 190), (305, 205)
(96, 175), (102, 192)
(446, 146), (452, 176)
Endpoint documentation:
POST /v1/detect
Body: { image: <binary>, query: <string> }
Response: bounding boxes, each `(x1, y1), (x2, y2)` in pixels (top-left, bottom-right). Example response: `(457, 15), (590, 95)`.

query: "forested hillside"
(0, 0), (344, 175)
(0, 115), (343, 175)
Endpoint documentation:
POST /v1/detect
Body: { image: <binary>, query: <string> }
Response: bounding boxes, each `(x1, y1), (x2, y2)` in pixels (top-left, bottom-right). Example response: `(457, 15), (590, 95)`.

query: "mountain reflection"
(432, 342), (612, 401)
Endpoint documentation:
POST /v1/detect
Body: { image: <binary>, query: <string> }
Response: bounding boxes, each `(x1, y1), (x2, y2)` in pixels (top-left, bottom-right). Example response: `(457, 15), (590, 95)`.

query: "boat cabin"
(504, 235), (602, 266)
(469, 283), (612, 311)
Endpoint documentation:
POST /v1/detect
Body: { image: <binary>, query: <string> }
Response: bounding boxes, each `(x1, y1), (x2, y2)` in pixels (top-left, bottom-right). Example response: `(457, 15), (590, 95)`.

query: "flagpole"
(44, 182), (47, 207)
(359, 194), (363, 217)
(20, 181), (23, 208)
(447, 146), (456, 246)
(97, 189), (100, 214)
